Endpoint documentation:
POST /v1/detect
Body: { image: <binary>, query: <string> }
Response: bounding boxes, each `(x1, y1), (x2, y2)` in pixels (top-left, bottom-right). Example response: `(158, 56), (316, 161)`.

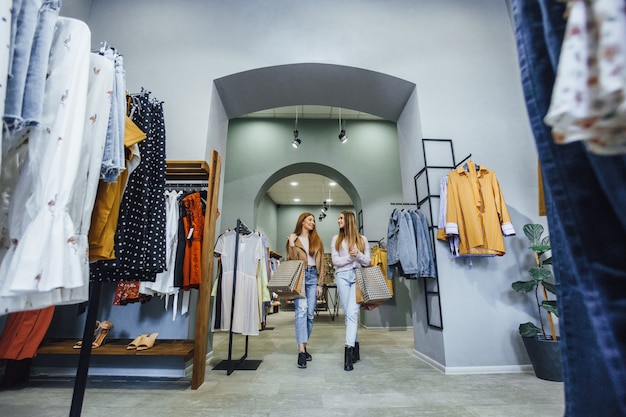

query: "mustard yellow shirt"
(88, 117), (146, 261)
(445, 161), (515, 256)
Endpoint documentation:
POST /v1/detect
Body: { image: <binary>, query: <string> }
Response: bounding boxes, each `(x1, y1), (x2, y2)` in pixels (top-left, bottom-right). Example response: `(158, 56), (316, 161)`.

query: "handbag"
(355, 264), (392, 309)
(268, 260), (305, 299)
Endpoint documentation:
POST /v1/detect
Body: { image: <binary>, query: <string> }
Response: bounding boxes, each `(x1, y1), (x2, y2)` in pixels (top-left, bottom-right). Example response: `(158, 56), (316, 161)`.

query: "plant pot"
(522, 335), (563, 382)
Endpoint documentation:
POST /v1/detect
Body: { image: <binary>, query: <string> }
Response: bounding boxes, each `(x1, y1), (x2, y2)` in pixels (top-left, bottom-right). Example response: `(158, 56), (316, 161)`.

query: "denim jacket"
(387, 209), (419, 276)
(409, 210), (437, 278)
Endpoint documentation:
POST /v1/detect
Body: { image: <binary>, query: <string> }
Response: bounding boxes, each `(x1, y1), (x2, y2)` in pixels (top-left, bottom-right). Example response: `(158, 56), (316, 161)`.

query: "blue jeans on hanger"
(512, 1), (626, 415)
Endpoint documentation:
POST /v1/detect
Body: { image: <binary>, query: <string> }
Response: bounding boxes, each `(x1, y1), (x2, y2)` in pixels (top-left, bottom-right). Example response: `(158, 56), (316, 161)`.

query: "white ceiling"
(266, 172), (353, 207)
(252, 105), (377, 207)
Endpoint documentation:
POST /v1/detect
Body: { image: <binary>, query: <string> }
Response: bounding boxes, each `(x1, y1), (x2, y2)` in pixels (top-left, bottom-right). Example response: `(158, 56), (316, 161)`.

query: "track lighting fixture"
(292, 129), (301, 148)
(318, 199), (329, 222)
(338, 129), (347, 143)
(292, 108), (301, 148)
(338, 108), (348, 143)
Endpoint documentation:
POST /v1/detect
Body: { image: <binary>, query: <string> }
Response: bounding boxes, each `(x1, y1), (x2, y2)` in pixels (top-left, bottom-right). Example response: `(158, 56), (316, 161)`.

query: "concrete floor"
(0, 308), (565, 417)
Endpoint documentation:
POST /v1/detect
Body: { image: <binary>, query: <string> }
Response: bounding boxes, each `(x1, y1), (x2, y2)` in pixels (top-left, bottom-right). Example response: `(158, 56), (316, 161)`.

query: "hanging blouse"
(544, 0), (626, 155)
(445, 161), (515, 256)
(140, 190), (183, 318)
(0, 18), (94, 313)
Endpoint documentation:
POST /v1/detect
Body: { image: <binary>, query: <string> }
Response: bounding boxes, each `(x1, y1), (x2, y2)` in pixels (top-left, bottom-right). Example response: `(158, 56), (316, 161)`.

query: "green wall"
(222, 118), (411, 328)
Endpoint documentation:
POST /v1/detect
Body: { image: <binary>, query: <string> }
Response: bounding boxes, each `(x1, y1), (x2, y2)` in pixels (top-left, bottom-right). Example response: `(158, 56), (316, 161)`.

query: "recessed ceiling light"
(293, 198), (301, 202)
(326, 198), (333, 202)
(329, 182), (337, 187)
(290, 182), (298, 186)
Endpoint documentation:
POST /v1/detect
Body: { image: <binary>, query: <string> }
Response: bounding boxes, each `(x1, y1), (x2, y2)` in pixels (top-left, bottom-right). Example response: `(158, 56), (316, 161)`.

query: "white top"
(331, 235), (371, 273)
(298, 236), (316, 267)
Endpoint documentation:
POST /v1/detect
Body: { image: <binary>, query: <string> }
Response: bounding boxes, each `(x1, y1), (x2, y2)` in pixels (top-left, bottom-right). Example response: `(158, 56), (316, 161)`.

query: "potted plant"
(511, 223), (562, 382)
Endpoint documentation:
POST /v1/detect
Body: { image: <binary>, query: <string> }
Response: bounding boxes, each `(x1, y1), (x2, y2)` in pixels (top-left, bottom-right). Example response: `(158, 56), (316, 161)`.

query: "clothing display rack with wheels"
(61, 153), (222, 417)
(212, 218), (263, 375)
(413, 138), (470, 330)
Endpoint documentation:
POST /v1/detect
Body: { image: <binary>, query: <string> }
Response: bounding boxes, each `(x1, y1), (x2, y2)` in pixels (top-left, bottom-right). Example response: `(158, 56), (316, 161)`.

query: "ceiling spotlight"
(318, 213), (326, 222)
(292, 109), (301, 148)
(338, 129), (348, 144)
(338, 108), (348, 143)
(321, 201), (328, 213)
(292, 129), (301, 148)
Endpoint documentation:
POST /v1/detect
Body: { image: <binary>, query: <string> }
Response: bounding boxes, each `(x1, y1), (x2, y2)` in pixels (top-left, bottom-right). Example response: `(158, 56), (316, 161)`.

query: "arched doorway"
(254, 162), (361, 215)
(213, 62), (419, 233)
(213, 63), (419, 331)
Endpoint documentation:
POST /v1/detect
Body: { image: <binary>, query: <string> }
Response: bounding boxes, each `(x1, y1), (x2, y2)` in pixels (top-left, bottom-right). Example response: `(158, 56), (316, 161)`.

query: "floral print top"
(544, 0), (626, 155)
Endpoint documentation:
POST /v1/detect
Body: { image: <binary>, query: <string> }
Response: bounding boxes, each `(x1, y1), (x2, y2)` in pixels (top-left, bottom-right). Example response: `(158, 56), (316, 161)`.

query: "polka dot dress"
(90, 92), (167, 282)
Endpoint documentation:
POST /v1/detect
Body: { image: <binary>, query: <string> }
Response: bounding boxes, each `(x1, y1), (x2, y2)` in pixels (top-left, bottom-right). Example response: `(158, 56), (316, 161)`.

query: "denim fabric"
(335, 269), (359, 347)
(101, 51), (127, 182)
(4, 0), (43, 128)
(386, 209), (400, 266)
(294, 266), (318, 344)
(22, 0), (61, 126)
(112, 55), (126, 168)
(512, 1), (626, 415)
(409, 210), (436, 278)
(387, 210), (418, 276)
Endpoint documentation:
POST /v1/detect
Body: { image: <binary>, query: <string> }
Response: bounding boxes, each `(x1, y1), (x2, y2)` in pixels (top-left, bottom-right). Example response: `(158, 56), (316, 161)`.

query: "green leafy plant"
(511, 223), (558, 339)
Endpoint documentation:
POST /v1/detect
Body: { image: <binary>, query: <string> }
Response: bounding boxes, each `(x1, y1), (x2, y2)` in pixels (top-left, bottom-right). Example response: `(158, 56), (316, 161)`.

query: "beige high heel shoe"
(92, 320), (114, 348)
(136, 333), (159, 351)
(73, 321), (101, 349)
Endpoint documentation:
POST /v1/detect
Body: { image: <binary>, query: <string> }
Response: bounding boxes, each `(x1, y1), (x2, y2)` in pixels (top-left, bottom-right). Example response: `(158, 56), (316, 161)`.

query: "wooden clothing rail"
(191, 151), (222, 388)
(63, 152), (221, 417)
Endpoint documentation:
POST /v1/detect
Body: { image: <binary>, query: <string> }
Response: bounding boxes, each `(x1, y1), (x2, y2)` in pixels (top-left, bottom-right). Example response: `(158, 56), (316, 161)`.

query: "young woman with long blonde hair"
(331, 210), (370, 371)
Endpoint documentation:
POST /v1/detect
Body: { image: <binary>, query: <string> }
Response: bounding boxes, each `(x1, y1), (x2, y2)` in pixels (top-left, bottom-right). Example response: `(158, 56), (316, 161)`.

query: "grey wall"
(57, 0), (547, 374)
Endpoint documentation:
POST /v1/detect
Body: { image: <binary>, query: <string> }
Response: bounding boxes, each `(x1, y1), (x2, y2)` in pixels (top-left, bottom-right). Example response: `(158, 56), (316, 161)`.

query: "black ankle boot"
(297, 352), (307, 369)
(353, 341), (360, 363)
(344, 346), (354, 371)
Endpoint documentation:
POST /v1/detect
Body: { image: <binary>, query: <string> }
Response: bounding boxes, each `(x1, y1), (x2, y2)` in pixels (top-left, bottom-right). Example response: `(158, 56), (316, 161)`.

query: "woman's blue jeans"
(335, 269), (359, 347)
(512, 1), (626, 415)
(294, 267), (318, 345)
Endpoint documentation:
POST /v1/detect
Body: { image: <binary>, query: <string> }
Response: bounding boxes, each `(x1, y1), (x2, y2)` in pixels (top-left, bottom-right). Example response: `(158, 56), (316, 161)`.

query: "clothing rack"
(413, 138), (470, 329)
(390, 202), (417, 206)
(368, 237), (386, 248)
(213, 218), (262, 375)
(67, 154), (221, 417)
(166, 182), (209, 192)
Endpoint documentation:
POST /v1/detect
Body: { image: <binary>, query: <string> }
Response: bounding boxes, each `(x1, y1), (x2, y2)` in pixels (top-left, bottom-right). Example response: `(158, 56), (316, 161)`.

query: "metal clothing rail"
(413, 138), (470, 330)
(212, 218), (262, 375)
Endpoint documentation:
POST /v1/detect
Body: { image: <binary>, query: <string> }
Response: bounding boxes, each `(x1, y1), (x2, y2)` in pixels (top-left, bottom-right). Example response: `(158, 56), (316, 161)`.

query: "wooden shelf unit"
(36, 154), (222, 390)
(38, 339), (195, 362)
